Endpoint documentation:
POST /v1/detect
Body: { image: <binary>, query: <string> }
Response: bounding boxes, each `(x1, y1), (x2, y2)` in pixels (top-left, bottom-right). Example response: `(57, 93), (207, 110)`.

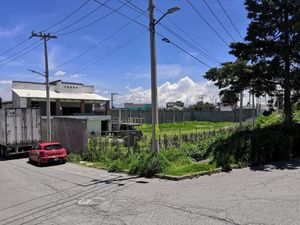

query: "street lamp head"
(167, 7), (180, 14)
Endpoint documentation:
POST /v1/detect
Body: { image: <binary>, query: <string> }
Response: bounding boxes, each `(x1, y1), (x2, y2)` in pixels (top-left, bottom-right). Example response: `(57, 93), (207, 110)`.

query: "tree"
(230, 0), (300, 125)
(189, 101), (216, 111)
(204, 60), (253, 108)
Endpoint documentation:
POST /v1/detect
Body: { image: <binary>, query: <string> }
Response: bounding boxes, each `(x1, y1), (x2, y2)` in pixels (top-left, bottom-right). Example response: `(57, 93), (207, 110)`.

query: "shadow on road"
(250, 158), (300, 171)
(0, 153), (28, 161)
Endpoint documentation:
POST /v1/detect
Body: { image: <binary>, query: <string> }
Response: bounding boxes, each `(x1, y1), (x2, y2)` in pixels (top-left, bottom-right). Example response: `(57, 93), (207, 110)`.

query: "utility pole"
(148, 0), (179, 152)
(149, 0), (159, 152)
(30, 32), (57, 142)
(252, 93), (255, 128)
(239, 91), (243, 127)
(111, 92), (118, 109)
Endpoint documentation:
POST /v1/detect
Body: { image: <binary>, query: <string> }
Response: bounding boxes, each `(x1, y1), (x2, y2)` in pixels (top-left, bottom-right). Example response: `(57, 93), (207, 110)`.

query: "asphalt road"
(0, 158), (300, 225)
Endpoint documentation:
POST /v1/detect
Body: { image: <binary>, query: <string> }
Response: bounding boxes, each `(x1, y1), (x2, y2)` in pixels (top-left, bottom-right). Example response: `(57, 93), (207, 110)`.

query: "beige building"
(12, 80), (109, 116)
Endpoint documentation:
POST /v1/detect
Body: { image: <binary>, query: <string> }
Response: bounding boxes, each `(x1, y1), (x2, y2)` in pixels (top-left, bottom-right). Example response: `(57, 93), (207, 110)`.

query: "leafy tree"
(230, 0), (300, 125)
(204, 60), (252, 108)
(189, 101), (216, 111)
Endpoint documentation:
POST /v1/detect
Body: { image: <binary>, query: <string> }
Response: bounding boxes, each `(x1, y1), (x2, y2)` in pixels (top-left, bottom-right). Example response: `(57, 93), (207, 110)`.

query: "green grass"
(162, 161), (217, 176)
(136, 121), (236, 138)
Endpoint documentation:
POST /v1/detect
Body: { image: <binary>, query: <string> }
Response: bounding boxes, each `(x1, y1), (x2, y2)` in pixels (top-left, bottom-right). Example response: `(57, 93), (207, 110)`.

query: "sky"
(0, 0), (249, 106)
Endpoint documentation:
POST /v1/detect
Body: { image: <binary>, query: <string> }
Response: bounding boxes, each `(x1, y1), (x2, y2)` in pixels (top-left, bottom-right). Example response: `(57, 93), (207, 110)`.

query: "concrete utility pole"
(149, 0), (179, 152)
(30, 32), (57, 142)
(252, 93), (255, 128)
(239, 91), (243, 127)
(111, 92), (117, 109)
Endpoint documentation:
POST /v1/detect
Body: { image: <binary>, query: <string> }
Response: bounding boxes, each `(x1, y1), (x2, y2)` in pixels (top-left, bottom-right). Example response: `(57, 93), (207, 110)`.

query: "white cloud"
(0, 80), (12, 100)
(54, 70), (66, 77)
(0, 24), (24, 38)
(116, 76), (219, 107)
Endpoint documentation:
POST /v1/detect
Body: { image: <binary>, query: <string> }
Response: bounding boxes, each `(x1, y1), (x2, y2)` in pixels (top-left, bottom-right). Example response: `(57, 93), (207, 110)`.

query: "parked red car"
(29, 142), (67, 166)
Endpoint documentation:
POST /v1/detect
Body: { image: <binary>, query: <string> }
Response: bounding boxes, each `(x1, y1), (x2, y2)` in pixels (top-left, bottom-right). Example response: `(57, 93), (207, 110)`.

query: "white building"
(12, 80), (110, 116)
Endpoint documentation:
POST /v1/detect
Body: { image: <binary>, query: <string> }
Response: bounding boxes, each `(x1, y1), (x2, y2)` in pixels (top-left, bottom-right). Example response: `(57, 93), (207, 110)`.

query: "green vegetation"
(136, 121), (236, 138)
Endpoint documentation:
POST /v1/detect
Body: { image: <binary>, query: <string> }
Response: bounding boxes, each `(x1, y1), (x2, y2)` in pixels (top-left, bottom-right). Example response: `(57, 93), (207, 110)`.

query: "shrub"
(256, 113), (283, 128)
(107, 160), (125, 172)
(67, 153), (82, 163)
(129, 152), (170, 177)
(210, 124), (300, 170)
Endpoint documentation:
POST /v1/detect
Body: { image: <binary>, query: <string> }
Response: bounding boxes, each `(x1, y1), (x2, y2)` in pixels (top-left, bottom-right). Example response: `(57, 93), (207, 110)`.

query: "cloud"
(0, 80), (12, 100)
(127, 64), (185, 80)
(116, 76), (219, 107)
(0, 24), (24, 38)
(54, 70), (66, 77)
(70, 74), (86, 79)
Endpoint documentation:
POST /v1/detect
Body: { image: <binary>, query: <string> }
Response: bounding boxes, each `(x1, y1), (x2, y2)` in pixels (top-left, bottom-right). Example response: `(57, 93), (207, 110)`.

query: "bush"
(210, 124), (300, 170)
(256, 113), (283, 128)
(129, 152), (170, 177)
(67, 153), (82, 163)
(107, 159), (125, 172)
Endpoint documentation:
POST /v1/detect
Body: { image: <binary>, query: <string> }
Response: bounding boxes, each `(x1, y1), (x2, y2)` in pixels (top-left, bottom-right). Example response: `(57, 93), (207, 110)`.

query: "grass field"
(136, 121), (237, 138)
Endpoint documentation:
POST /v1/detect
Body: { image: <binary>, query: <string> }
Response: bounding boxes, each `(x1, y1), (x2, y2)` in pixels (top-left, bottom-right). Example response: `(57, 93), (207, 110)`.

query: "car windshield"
(44, 144), (63, 150)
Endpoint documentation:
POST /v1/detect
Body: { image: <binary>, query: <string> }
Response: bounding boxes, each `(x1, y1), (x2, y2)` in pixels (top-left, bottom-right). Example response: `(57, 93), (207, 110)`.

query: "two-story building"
(12, 80), (110, 116)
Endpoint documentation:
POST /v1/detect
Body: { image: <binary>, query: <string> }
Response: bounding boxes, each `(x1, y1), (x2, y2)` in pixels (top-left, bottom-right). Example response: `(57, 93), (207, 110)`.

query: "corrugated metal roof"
(12, 89), (109, 101)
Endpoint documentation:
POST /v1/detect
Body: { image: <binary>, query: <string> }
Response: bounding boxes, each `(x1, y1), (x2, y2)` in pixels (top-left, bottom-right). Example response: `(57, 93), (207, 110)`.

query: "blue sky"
(0, 0), (249, 105)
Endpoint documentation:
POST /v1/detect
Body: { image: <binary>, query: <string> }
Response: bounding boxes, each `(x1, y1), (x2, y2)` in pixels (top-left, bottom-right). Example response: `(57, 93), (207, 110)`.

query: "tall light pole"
(30, 32), (57, 142)
(149, 0), (179, 152)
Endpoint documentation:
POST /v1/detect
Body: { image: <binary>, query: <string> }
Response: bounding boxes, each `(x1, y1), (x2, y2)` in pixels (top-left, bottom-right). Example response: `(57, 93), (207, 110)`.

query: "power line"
(43, 0), (91, 32)
(201, 0), (235, 41)
(186, 0), (229, 46)
(0, 0), (91, 66)
(118, 0), (217, 66)
(53, 0), (111, 34)
(70, 29), (147, 75)
(161, 37), (211, 68)
(0, 39), (30, 57)
(0, 0), (90, 58)
(0, 41), (43, 69)
(57, 0), (130, 36)
(93, 0), (148, 29)
(156, 7), (220, 65)
(52, 12), (144, 71)
(216, 0), (243, 40)
(0, 40), (41, 64)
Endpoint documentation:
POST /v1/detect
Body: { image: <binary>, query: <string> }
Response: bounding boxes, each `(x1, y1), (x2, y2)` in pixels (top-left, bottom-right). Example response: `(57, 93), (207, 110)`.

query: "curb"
(155, 168), (222, 181)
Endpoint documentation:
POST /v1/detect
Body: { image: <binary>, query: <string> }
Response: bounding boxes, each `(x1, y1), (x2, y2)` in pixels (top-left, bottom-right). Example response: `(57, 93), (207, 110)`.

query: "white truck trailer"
(0, 108), (41, 157)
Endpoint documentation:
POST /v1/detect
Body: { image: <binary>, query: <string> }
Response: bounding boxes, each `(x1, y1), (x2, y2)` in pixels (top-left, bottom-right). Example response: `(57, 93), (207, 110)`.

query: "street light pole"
(149, 0), (159, 152)
(149, 0), (179, 152)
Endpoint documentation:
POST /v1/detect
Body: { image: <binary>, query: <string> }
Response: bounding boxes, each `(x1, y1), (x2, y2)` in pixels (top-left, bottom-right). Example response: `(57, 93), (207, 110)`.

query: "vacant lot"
(136, 121), (236, 138)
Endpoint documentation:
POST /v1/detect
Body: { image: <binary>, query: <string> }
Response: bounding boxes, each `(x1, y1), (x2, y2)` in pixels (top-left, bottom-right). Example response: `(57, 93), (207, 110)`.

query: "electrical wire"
(93, 0), (148, 29)
(42, 0), (91, 32)
(116, 0), (216, 66)
(0, 0), (91, 58)
(70, 29), (147, 75)
(186, 0), (229, 46)
(53, 0), (111, 34)
(160, 36), (211, 68)
(201, 0), (235, 41)
(216, 0), (243, 40)
(0, 40), (41, 64)
(51, 12), (145, 71)
(156, 7), (220, 65)
(57, 0), (130, 36)
(0, 41), (43, 69)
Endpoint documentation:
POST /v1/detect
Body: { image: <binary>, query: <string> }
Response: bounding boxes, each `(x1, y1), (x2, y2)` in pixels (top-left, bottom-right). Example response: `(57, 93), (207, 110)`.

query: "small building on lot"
(12, 80), (110, 116)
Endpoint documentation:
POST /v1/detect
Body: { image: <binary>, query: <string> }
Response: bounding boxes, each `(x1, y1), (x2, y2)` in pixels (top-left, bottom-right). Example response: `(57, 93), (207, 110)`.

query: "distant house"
(11, 80), (110, 116)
